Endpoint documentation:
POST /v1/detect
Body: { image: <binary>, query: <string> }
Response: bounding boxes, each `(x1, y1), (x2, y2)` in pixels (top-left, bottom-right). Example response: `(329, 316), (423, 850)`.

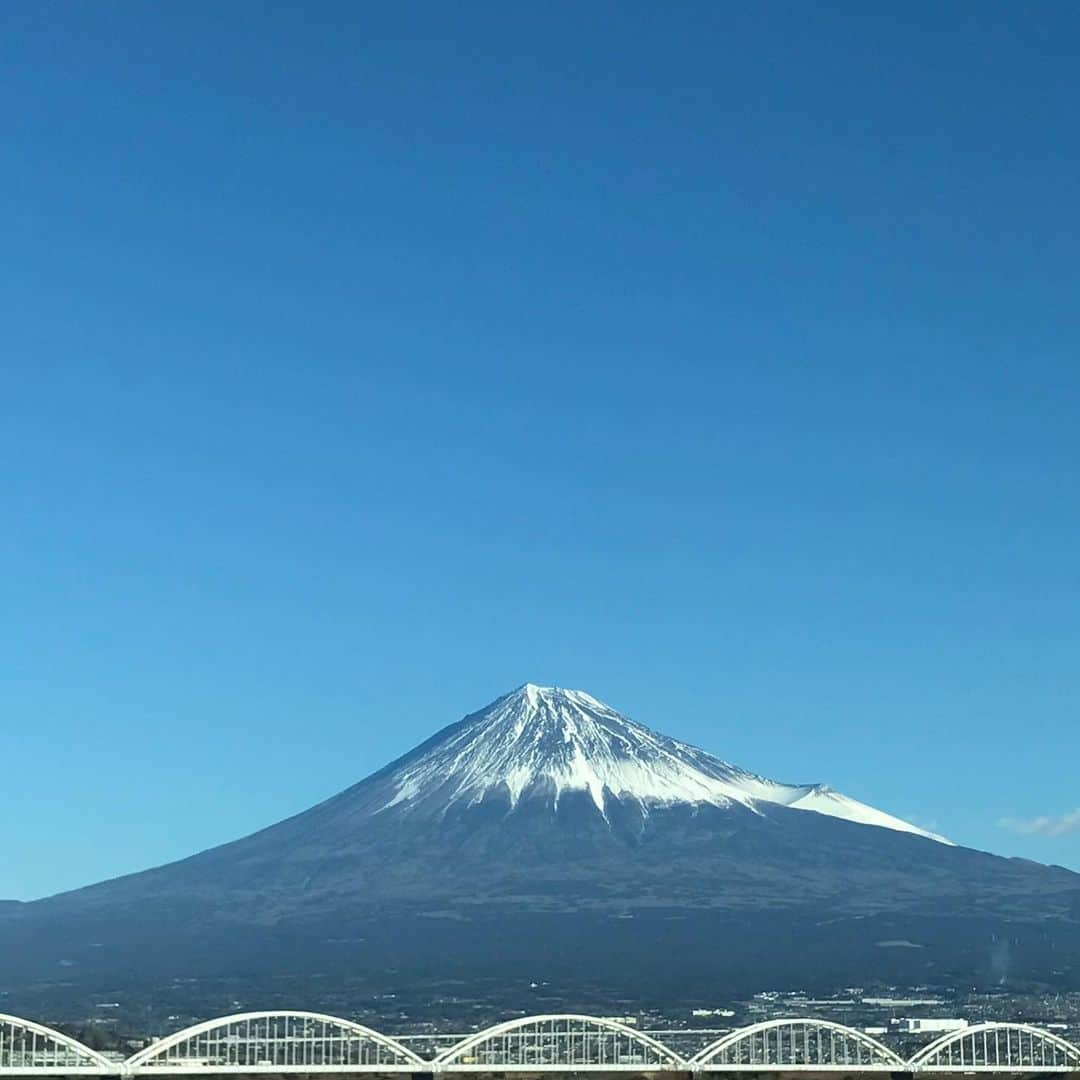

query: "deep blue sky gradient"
(3, 2), (1079, 899)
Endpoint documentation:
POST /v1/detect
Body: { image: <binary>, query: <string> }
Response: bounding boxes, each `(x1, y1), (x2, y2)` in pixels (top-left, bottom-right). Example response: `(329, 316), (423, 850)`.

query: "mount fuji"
(3, 684), (1080, 1008)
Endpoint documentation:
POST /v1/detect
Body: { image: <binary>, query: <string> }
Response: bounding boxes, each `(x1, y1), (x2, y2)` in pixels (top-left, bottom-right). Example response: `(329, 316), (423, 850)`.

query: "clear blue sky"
(2, 2), (1078, 900)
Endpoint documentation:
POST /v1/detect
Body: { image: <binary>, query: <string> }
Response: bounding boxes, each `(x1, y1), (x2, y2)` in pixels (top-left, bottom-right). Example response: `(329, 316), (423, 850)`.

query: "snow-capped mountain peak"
(376, 684), (948, 843)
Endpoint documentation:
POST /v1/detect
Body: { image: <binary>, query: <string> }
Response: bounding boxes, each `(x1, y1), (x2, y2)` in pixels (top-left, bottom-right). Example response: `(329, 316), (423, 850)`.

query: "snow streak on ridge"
(379, 684), (950, 844)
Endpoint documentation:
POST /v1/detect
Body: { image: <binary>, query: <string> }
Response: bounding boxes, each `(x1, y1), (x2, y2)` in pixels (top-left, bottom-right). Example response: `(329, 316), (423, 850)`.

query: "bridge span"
(4, 1012), (1080, 1076)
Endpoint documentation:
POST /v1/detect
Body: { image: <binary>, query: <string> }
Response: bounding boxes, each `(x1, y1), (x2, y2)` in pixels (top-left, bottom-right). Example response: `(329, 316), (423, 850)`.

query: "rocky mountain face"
(4, 685), (1080, 1005)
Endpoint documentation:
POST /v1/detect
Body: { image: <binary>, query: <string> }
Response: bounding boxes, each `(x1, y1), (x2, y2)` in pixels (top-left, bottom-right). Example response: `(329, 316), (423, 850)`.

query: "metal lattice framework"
(693, 1019), (904, 1071)
(909, 1023), (1080, 1072)
(0, 1015), (114, 1075)
(5, 1010), (1080, 1075)
(434, 1015), (688, 1071)
(126, 1012), (423, 1072)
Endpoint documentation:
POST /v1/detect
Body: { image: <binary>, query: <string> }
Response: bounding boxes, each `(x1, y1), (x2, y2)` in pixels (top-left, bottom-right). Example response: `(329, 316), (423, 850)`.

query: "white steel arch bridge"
(4, 1012), (1080, 1075)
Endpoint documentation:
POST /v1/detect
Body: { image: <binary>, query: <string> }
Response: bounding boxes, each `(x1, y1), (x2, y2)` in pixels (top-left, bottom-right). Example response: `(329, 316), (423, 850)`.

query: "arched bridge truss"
(908, 1023), (1080, 1072)
(126, 1013), (423, 1072)
(433, 1015), (685, 1071)
(692, 1019), (905, 1070)
(0, 1015), (115, 1075)
(4, 1012), (1080, 1075)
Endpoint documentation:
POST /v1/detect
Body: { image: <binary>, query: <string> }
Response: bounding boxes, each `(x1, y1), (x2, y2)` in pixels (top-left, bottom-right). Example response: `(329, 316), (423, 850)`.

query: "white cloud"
(999, 809), (1080, 837)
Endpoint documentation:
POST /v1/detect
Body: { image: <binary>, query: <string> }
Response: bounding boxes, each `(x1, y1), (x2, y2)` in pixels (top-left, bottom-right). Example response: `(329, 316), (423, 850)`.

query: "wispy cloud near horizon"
(999, 810), (1080, 837)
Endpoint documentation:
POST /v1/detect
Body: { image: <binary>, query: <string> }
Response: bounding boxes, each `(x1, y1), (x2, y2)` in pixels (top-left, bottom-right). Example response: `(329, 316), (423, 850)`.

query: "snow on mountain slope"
(377, 684), (949, 844)
(777, 784), (948, 841)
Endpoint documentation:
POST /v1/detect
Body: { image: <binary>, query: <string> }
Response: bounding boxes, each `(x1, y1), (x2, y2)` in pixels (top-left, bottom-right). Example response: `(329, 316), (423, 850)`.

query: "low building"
(893, 1018), (969, 1034)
